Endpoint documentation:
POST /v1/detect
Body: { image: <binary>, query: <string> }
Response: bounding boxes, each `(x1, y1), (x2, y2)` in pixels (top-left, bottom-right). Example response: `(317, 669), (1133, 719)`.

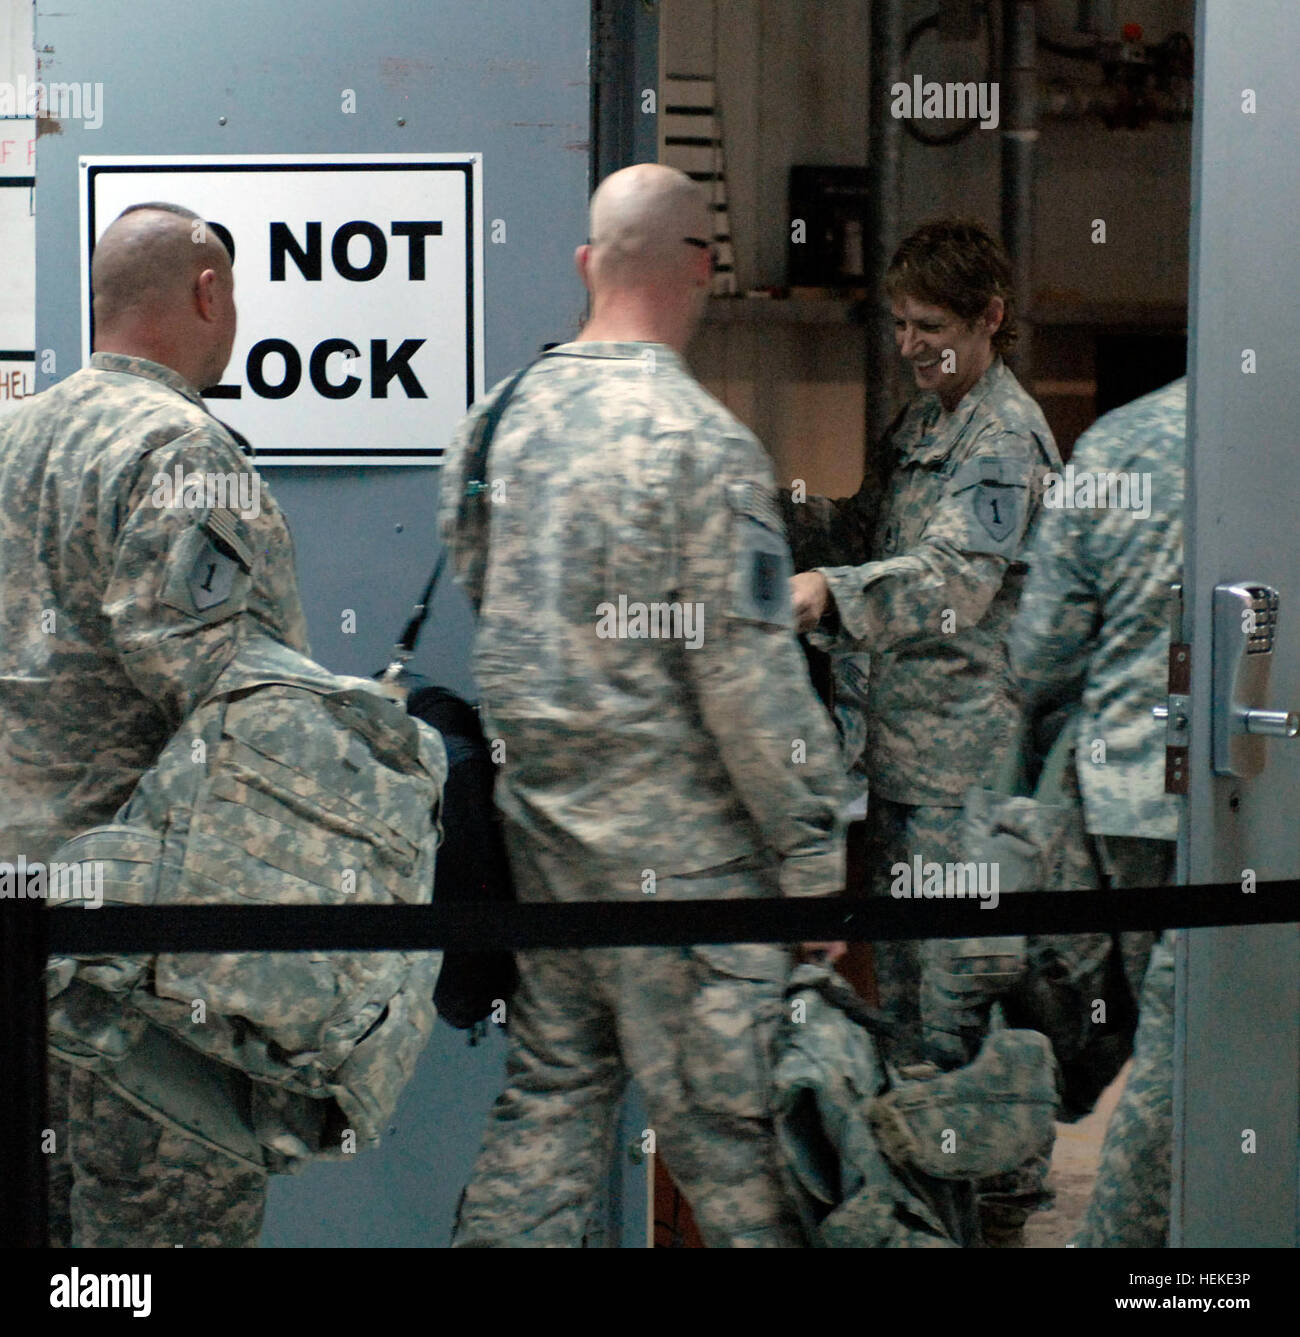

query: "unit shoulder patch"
(726, 481), (794, 626)
(948, 456), (1028, 552)
(161, 511), (255, 621)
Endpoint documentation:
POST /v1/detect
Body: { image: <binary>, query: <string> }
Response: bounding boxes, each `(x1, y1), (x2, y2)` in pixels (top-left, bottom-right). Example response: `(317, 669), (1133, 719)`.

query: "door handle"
(1154, 705), (1298, 734)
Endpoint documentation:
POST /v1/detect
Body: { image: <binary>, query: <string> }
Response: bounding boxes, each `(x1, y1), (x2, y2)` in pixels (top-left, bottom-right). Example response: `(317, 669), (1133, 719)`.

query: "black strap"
(393, 549), (450, 659)
(391, 355), (546, 664)
(463, 358), (540, 495)
(217, 420), (255, 458)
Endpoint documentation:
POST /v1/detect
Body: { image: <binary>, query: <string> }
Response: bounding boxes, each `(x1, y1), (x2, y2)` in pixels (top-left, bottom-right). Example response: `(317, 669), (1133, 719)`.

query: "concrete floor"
(1024, 1061), (1128, 1248)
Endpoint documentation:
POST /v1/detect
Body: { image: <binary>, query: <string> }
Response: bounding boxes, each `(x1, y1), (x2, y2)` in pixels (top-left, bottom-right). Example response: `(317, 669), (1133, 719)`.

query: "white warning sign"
(80, 154), (484, 465)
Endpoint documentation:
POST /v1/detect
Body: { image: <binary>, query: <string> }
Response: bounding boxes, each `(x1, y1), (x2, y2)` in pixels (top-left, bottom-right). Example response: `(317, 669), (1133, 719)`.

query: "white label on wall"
(0, 130), (35, 418)
(80, 154), (484, 465)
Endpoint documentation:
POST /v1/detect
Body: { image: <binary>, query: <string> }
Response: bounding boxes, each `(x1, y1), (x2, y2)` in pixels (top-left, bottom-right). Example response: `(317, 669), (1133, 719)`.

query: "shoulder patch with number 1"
(187, 535), (240, 611)
(161, 508), (254, 621)
(950, 456), (1026, 553)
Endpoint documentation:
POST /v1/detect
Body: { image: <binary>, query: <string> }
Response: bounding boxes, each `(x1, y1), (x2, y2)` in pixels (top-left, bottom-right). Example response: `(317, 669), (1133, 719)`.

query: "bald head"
(91, 203), (237, 389)
(586, 164), (712, 291)
(93, 204), (231, 327)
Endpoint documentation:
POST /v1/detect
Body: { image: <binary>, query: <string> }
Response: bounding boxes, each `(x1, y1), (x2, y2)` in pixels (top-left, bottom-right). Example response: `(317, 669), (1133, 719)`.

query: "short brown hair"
(885, 218), (1017, 354)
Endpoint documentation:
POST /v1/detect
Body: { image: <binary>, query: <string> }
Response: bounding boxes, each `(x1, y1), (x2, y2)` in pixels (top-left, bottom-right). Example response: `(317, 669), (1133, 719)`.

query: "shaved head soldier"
(440, 163), (847, 1246)
(581, 160), (713, 326)
(91, 203), (239, 393)
(0, 202), (308, 1245)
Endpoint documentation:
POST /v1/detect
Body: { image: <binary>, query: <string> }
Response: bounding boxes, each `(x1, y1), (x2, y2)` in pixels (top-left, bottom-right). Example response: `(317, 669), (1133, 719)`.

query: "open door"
(1178, 0), (1300, 1247)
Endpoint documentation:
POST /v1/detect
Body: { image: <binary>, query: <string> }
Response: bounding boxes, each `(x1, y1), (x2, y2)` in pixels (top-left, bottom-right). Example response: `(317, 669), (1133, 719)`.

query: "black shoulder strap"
(388, 356), (546, 668)
(463, 358), (540, 495)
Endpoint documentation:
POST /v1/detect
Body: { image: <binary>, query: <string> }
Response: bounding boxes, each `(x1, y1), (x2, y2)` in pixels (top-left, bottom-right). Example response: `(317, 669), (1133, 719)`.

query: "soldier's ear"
(984, 296), (1005, 336)
(194, 268), (221, 323)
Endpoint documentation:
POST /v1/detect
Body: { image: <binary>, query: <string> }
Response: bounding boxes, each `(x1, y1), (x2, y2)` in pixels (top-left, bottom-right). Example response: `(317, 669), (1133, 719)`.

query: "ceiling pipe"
(865, 0), (906, 450)
(1001, 0), (1039, 383)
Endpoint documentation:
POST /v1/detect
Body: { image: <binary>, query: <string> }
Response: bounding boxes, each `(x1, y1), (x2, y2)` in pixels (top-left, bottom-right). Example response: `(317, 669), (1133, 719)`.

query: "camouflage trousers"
(1075, 922), (1176, 1249)
(47, 1058), (267, 1248)
(864, 797), (1054, 1233)
(1092, 834), (1169, 996)
(864, 797), (970, 1067)
(453, 846), (803, 1248)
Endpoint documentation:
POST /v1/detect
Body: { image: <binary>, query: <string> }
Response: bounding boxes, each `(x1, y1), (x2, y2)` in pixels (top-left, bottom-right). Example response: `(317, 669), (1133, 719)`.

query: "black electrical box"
(787, 165), (871, 288)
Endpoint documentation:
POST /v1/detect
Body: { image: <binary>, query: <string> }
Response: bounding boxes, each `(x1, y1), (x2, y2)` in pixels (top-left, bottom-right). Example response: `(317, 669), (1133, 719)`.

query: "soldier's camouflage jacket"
(1007, 378), (1185, 840)
(439, 341), (846, 897)
(0, 352), (308, 860)
(784, 358), (1059, 806)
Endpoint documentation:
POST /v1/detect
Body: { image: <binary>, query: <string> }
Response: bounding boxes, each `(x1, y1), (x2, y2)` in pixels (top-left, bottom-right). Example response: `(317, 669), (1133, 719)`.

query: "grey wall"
(36, 0), (592, 693)
(34, 0), (611, 1246)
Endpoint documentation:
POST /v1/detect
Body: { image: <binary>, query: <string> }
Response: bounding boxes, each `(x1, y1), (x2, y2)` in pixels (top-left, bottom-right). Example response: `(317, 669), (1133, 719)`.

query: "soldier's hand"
(799, 940), (847, 965)
(791, 571), (831, 633)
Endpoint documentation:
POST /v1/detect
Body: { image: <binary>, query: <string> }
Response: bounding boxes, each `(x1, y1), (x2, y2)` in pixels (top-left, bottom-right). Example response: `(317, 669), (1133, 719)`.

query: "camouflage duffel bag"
(46, 633), (446, 1169)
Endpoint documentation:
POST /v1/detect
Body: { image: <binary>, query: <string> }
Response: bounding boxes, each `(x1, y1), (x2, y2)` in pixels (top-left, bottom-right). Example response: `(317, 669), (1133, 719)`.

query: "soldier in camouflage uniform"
(781, 221), (1060, 1241)
(1007, 378), (1185, 1248)
(0, 202), (308, 1246)
(440, 164), (847, 1248)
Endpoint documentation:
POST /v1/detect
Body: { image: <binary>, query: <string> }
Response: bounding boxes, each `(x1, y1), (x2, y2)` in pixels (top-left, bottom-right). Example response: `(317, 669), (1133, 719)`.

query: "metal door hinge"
(1154, 583), (1190, 794)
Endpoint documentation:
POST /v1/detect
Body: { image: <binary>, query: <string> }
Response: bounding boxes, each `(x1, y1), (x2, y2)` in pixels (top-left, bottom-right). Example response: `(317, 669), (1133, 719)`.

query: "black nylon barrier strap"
(0, 899), (48, 1247)
(39, 879), (1300, 954)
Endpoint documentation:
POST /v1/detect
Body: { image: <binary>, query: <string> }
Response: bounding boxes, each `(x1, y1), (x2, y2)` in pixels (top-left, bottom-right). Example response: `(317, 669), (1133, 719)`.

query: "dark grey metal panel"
(1179, 0), (1300, 1247)
(31, 0), (650, 1247)
(591, 0), (661, 189)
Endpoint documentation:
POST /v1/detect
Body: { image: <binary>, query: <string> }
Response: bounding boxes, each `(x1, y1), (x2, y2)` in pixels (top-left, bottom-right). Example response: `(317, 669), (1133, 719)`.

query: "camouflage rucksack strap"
(96, 1023), (269, 1172)
(784, 963), (900, 1042)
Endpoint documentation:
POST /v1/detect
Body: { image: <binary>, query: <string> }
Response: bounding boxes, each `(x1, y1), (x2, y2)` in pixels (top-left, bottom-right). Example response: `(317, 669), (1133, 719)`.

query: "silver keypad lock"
(1211, 582), (1300, 777)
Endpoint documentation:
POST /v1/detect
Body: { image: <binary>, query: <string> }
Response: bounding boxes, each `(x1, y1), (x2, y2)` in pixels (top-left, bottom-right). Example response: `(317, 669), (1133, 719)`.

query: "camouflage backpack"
(45, 633), (446, 1171)
(774, 964), (1058, 1248)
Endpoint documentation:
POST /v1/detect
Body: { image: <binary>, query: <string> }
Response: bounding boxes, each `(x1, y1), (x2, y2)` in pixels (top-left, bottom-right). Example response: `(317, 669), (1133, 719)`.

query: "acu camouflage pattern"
(64, 1065), (266, 1248)
(1002, 382), (1185, 1246)
(0, 352), (310, 1245)
(936, 710), (1109, 1087)
(862, 797), (969, 1066)
(441, 342), (846, 1246)
(777, 352), (1069, 1238)
(869, 1029), (1057, 1183)
(439, 341), (847, 898)
(0, 352), (308, 861)
(934, 724), (1149, 1117)
(454, 852), (803, 1247)
(866, 791), (1055, 1228)
(1008, 378), (1186, 840)
(47, 633), (446, 1164)
(784, 357), (1060, 806)
(1075, 928), (1175, 1248)
(773, 964), (1057, 1247)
